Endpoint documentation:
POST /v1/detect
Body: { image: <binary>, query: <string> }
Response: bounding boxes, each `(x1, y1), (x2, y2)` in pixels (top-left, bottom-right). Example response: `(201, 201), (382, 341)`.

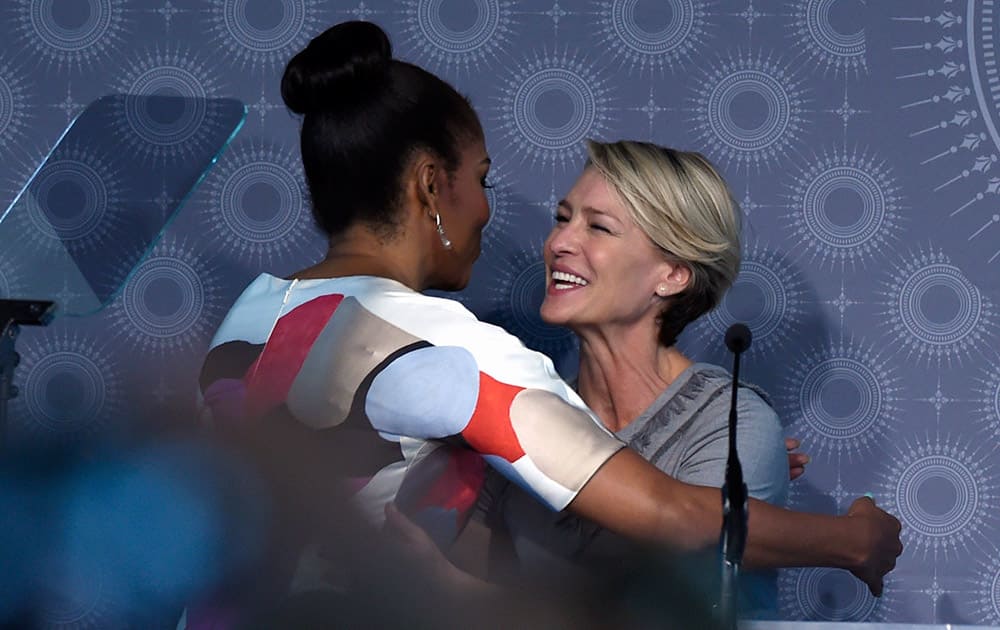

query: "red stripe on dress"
(243, 294), (344, 418)
(460, 373), (527, 463)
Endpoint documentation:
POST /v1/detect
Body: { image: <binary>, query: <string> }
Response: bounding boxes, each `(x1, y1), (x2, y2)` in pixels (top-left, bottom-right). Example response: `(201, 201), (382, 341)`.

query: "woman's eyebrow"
(582, 206), (621, 222)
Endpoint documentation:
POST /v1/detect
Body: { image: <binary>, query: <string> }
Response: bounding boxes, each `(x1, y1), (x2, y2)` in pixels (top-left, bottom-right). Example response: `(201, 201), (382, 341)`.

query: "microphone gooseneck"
(719, 322), (751, 630)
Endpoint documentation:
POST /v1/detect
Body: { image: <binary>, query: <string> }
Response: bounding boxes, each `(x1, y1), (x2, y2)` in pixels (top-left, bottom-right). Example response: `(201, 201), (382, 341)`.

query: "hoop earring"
(435, 213), (453, 250)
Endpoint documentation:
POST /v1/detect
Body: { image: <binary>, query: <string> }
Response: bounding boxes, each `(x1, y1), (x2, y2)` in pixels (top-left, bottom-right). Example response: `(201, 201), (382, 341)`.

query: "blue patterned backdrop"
(2, 0), (1000, 625)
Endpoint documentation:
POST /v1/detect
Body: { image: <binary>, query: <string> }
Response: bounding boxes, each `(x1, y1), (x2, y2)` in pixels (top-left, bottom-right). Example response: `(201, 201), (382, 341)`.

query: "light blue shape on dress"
(366, 345), (480, 438)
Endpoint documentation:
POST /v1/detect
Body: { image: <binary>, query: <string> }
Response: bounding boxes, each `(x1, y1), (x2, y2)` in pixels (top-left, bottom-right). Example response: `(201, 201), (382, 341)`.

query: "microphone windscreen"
(724, 323), (752, 353)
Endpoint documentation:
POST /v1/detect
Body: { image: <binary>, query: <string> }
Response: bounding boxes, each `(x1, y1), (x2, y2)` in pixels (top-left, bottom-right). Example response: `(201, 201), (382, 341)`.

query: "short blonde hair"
(585, 139), (741, 346)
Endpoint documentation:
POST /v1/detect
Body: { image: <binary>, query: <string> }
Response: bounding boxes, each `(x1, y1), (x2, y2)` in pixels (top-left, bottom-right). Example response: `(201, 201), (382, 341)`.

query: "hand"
(844, 496), (903, 597)
(383, 503), (496, 597)
(383, 502), (453, 576)
(785, 437), (810, 481)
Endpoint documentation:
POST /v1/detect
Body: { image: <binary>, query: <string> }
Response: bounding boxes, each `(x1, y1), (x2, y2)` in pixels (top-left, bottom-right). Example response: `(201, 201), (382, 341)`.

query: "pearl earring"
(435, 213), (452, 250)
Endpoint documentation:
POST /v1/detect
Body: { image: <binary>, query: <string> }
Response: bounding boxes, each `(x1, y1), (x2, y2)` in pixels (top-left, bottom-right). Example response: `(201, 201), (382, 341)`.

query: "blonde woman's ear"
(668, 263), (692, 288)
(656, 263), (692, 297)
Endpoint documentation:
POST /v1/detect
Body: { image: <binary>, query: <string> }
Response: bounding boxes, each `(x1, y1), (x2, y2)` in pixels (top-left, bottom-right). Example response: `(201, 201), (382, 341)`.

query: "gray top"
(480, 362), (789, 615)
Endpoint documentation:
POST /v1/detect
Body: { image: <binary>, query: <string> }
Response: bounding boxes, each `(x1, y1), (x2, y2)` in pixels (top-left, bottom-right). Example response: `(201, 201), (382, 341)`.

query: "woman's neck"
(575, 323), (692, 433)
(291, 228), (426, 290)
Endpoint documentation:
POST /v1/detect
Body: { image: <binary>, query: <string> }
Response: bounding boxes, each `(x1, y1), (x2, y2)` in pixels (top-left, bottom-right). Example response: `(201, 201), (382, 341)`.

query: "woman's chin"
(539, 303), (572, 327)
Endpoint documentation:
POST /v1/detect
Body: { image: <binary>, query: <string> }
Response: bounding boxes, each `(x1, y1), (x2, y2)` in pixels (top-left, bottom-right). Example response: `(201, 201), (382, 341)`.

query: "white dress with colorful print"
(200, 273), (624, 549)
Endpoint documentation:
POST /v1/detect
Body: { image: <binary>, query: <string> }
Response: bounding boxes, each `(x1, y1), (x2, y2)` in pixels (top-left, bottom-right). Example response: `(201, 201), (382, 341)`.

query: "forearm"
(742, 500), (860, 570)
(569, 450), (870, 571)
(567, 449), (721, 551)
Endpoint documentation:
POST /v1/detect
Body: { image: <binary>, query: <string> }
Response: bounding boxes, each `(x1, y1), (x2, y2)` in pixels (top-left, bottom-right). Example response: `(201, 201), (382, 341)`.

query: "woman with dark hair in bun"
(195, 20), (899, 625)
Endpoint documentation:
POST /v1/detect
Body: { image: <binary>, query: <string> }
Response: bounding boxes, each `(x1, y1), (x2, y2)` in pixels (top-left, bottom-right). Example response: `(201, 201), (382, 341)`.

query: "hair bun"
(281, 21), (392, 115)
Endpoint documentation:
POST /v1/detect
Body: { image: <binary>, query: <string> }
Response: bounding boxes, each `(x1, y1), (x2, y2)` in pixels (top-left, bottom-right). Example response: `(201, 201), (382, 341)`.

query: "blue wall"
(2, 0), (999, 625)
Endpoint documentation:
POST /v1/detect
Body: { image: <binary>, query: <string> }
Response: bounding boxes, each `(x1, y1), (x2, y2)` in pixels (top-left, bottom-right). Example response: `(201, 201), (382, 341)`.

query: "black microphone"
(718, 323), (751, 630)
(725, 322), (752, 354)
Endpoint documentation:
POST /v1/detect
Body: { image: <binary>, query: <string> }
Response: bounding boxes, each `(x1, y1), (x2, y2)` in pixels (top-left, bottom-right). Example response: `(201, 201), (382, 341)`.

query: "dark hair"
(281, 21), (481, 237)
(657, 288), (715, 348)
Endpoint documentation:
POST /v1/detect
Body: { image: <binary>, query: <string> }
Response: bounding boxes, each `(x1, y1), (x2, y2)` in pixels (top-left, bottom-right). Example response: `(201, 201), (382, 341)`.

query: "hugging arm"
(356, 303), (901, 595)
(388, 449), (900, 599)
(568, 449), (901, 596)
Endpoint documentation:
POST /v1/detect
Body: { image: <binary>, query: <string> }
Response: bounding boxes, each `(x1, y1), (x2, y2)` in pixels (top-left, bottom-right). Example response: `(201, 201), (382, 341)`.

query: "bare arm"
(568, 449), (902, 595)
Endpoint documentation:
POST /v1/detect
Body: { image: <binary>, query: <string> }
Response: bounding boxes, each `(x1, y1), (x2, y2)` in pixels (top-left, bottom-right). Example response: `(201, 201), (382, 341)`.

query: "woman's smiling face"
(540, 167), (677, 331)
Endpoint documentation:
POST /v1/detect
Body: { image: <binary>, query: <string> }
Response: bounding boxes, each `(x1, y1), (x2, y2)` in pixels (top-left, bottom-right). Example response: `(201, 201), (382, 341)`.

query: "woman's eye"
(553, 213), (569, 223)
(480, 178), (494, 189)
(591, 224), (611, 233)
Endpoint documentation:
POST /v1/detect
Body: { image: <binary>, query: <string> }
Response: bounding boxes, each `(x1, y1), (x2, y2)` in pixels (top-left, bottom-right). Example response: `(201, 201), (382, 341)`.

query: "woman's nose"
(546, 222), (580, 256)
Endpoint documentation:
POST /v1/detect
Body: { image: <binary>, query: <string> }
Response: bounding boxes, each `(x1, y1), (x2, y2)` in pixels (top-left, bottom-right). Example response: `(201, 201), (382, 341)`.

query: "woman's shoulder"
(683, 362), (775, 408)
(679, 367), (788, 504)
(226, 273), (481, 329)
(669, 363), (779, 434)
(210, 273), (470, 348)
(359, 287), (524, 347)
(347, 282), (576, 395)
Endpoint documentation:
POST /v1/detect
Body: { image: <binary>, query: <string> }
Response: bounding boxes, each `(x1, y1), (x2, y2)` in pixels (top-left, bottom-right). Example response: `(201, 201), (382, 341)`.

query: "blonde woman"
(483, 140), (790, 614)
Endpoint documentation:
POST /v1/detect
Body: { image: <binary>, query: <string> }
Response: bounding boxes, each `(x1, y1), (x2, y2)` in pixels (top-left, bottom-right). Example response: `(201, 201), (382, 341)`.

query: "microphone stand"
(719, 323), (751, 630)
(0, 300), (56, 450)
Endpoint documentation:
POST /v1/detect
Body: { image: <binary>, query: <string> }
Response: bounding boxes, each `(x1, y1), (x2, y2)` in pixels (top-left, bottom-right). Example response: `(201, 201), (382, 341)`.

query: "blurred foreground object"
(1, 404), (724, 629)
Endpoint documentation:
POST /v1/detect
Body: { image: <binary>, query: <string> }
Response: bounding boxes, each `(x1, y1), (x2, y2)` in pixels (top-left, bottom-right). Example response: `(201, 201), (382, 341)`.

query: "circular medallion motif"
(121, 255), (204, 341)
(878, 248), (998, 365)
(709, 260), (786, 344)
(690, 52), (807, 171)
(897, 263), (982, 345)
(896, 455), (978, 538)
(14, 334), (120, 439)
(799, 357), (881, 441)
(493, 50), (613, 169)
(112, 49), (228, 163)
(780, 567), (879, 621)
(792, 0), (866, 73)
(14, 0), (126, 70)
(595, 0), (709, 73)
(109, 239), (225, 355)
(400, 0), (514, 74)
(28, 159), (108, 244)
(877, 436), (998, 556)
(513, 67), (597, 152)
(209, 0), (321, 71)
(779, 340), (901, 461)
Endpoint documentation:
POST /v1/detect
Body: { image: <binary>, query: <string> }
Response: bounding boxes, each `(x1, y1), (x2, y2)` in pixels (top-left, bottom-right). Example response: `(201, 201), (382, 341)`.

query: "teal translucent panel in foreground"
(0, 94), (246, 317)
